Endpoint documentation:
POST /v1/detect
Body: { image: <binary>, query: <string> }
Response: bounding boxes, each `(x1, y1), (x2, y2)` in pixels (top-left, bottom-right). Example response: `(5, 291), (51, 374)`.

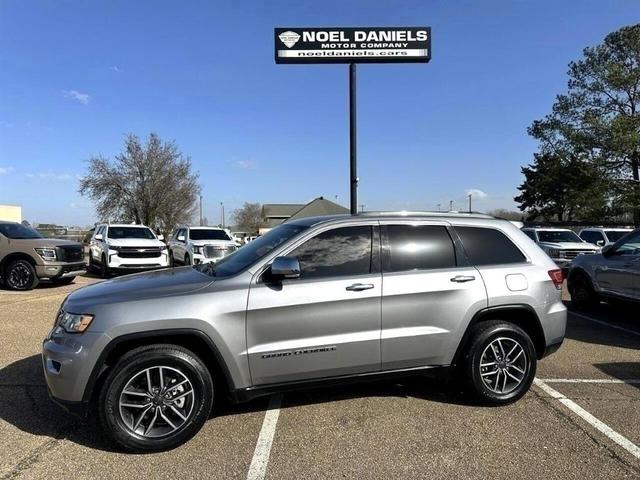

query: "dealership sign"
(274, 27), (431, 64)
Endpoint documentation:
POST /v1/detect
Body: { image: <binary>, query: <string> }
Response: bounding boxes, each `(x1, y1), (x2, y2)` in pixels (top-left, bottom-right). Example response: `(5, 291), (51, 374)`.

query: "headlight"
(35, 247), (57, 261)
(57, 311), (94, 334)
(108, 244), (121, 251)
(159, 245), (167, 251)
(192, 246), (204, 255)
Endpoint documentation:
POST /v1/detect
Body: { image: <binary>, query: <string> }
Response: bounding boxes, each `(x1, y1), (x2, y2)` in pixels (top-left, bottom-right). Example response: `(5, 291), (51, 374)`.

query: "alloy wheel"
(8, 263), (33, 289)
(479, 337), (528, 394)
(118, 366), (196, 438)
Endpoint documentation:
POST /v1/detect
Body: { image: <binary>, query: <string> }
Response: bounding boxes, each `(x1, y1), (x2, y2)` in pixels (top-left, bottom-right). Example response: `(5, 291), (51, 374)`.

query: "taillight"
(548, 269), (564, 289)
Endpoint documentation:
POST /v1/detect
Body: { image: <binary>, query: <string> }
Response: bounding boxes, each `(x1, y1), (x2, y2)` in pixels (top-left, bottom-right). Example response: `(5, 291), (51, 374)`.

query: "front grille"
(204, 245), (236, 259)
(117, 247), (162, 258)
(56, 245), (84, 262)
(559, 250), (597, 260)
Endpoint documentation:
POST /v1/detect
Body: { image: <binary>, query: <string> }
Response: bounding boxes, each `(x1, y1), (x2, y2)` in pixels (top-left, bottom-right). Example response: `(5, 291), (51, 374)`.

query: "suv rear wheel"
(462, 321), (536, 404)
(568, 273), (599, 310)
(4, 259), (39, 291)
(98, 344), (213, 452)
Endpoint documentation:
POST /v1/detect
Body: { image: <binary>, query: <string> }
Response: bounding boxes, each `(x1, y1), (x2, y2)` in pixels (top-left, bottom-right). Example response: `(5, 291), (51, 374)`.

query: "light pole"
(468, 194), (472, 213)
(437, 203), (441, 212)
(220, 202), (225, 228)
(449, 200), (453, 211)
(199, 195), (203, 226)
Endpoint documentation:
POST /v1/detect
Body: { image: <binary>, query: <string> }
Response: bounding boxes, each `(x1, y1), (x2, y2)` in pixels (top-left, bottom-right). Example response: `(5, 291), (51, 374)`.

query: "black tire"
(99, 254), (110, 278)
(569, 273), (599, 311)
(98, 344), (214, 452)
(169, 250), (175, 268)
(4, 259), (39, 291)
(51, 276), (75, 285)
(184, 254), (191, 266)
(88, 252), (97, 272)
(462, 321), (536, 405)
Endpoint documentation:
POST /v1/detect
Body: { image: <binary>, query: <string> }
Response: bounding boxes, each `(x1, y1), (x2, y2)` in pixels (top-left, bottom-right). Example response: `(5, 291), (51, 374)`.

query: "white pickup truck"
(521, 227), (600, 269)
(168, 226), (238, 266)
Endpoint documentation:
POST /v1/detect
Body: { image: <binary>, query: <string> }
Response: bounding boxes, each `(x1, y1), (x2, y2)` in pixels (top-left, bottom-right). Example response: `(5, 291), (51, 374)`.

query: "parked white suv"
(521, 227), (600, 269)
(168, 226), (237, 266)
(578, 227), (632, 247)
(89, 224), (169, 277)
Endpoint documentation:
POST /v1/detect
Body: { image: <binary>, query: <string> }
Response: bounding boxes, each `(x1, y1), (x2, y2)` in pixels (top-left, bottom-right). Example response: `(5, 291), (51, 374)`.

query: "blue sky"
(0, 1), (638, 226)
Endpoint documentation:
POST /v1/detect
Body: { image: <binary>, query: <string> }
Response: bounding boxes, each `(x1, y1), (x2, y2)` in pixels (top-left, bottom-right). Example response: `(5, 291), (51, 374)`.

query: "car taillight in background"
(548, 269), (564, 290)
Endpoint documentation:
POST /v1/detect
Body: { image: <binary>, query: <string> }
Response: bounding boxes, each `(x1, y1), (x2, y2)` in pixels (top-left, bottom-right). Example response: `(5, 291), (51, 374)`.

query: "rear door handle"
(346, 283), (375, 291)
(450, 275), (476, 283)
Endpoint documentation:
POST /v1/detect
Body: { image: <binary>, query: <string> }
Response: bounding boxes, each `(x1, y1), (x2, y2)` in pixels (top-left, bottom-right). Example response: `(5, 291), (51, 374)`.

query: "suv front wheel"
(462, 321), (536, 405)
(98, 344), (214, 452)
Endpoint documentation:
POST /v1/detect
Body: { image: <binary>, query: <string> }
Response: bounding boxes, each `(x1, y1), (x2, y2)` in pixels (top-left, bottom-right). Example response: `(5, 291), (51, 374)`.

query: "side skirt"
(230, 364), (452, 403)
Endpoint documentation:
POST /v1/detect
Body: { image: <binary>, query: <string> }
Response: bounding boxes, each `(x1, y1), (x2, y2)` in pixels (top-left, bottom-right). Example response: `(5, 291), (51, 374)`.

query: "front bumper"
(36, 262), (86, 280)
(42, 330), (107, 403)
(107, 251), (169, 269)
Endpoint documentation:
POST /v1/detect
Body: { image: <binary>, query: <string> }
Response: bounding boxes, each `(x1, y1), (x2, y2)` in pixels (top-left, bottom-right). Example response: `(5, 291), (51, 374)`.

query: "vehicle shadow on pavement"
(0, 354), (121, 453)
(2, 355), (484, 452)
(215, 372), (484, 418)
(565, 305), (640, 351)
(595, 362), (640, 389)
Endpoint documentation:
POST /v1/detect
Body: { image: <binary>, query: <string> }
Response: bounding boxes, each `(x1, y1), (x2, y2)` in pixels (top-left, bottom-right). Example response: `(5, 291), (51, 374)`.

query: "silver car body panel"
(43, 213), (567, 404)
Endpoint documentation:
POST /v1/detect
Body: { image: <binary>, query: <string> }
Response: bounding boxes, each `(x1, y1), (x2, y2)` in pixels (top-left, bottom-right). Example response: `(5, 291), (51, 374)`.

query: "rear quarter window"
(456, 226), (527, 266)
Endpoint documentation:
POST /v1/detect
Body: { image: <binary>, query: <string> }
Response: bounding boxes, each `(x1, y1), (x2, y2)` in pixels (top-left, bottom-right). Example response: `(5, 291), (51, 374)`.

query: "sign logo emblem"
(278, 31), (300, 48)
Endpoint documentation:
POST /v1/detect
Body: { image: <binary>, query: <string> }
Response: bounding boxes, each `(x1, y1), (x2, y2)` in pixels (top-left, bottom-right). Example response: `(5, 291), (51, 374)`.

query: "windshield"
(196, 223), (309, 278)
(537, 230), (582, 243)
(107, 226), (156, 240)
(605, 230), (630, 243)
(0, 223), (43, 239)
(190, 229), (231, 241)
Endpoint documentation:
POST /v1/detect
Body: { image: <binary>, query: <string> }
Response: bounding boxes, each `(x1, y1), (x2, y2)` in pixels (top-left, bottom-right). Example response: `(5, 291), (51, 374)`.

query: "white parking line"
(534, 378), (640, 460)
(571, 311), (640, 338)
(247, 394), (283, 480)
(539, 378), (640, 384)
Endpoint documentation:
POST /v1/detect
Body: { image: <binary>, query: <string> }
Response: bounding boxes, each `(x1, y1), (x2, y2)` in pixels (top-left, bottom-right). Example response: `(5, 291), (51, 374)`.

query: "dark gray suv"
(43, 213), (566, 451)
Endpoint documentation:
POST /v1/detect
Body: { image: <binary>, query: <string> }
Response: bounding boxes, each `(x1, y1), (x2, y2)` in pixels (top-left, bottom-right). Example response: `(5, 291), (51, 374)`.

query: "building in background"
(259, 197), (349, 234)
(0, 205), (22, 222)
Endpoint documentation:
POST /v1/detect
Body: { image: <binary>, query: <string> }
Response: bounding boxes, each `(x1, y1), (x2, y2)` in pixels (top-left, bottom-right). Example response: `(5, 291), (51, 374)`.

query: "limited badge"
(278, 31), (300, 48)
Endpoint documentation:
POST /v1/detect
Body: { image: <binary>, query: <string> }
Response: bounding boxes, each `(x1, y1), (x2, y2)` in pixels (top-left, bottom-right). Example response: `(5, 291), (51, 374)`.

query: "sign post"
(275, 27), (431, 214)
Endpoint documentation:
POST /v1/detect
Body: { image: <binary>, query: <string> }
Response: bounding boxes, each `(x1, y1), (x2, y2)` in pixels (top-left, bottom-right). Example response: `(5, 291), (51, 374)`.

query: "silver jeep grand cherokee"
(43, 212), (566, 451)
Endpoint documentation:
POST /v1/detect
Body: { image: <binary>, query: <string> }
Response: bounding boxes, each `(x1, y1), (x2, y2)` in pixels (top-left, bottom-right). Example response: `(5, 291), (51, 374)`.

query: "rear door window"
(456, 227), (526, 266)
(383, 225), (457, 272)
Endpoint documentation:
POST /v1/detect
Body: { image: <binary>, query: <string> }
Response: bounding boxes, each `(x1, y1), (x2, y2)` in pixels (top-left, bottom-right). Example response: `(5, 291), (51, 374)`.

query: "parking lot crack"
(1, 437), (62, 480)
(532, 388), (640, 475)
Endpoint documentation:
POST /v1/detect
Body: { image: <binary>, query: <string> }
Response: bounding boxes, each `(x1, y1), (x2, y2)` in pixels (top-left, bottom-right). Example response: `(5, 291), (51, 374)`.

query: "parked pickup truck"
(521, 227), (600, 269)
(0, 221), (85, 290)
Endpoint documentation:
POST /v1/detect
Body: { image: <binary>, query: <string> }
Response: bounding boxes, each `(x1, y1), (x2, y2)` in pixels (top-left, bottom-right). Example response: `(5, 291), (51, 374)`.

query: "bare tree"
(233, 202), (262, 234)
(79, 133), (200, 237)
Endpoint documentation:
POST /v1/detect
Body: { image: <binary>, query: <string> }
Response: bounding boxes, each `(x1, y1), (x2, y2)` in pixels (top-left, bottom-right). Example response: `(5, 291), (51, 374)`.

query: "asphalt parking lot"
(1, 277), (639, 479)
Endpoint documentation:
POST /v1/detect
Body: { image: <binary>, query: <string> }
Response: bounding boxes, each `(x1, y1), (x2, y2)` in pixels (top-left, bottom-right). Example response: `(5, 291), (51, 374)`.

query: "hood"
(107, 238), (164, 247)
(9, 238), (81, 248)
(539, 241), (599, 250)
(65, 266), (214, 309)
(190, 239), (236, 247)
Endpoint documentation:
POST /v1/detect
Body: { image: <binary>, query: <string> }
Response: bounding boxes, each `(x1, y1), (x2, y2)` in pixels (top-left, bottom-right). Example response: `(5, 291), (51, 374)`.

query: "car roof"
(100, 224), (151, 228)
(285, 211), (499, 228)
(581, 227), (633, 231)
(186, 226), (225, 230)
(523, 227), (573, 231)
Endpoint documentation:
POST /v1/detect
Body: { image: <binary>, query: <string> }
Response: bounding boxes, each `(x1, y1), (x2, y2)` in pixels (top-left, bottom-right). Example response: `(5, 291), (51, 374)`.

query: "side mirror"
(94, 233), (103, 241)
(601, 245), (614, 257)
(177, 235), (185, 242)
(596, 240), (605, 247)
(270, 256), (301, 279)
(157, 234), (165, 241)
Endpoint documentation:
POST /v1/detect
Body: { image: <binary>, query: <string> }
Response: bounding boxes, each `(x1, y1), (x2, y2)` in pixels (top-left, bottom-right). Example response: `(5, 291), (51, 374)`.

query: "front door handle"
(346, 283), (375, 291)
(450, 275), (476, 283)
